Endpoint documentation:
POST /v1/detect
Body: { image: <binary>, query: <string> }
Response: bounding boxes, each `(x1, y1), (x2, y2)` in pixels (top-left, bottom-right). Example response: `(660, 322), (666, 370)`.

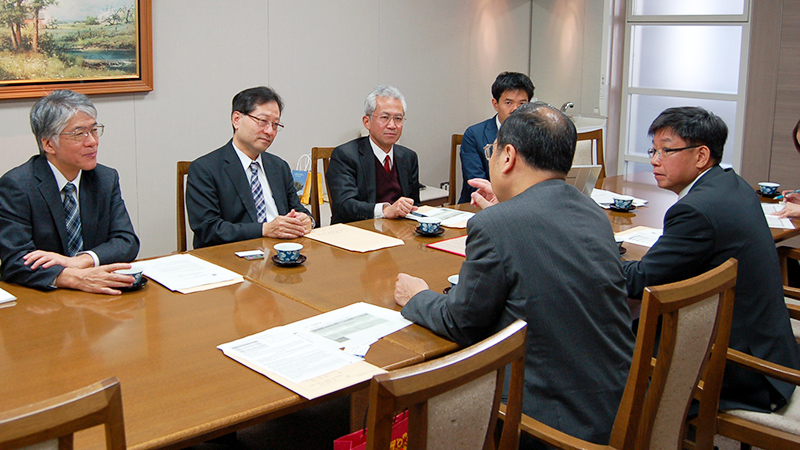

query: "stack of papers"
(0, 286), (16, 308)
(218, 303), (412, 399)
(306, 224), (404, 252)
(591, 189), (648, 209)
(761, 204), (796, 229)
(615, 226), (663, 248)
(407, 206), (474, 229)
(135, 254), (243, 294)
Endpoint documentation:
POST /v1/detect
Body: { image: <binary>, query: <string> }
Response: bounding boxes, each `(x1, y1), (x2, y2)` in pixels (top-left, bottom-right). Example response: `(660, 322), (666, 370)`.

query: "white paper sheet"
(0, 286), (16, 308)
(762, 203), (796, 229)
(135, 254), (243, 293)
(408, 206), (474, 228)
(615, 226), (663, 248)
(305, 224), (404, 253)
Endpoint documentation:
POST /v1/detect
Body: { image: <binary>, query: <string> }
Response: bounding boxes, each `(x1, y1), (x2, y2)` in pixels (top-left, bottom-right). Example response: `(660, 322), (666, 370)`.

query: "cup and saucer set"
(272, 243), (307, 267)
(415, 217), (445, 237)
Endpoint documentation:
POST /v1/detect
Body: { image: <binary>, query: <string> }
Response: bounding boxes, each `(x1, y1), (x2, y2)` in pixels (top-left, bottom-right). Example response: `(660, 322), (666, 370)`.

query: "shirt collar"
(232, 142), (262, 172)
(678, 167), (712, 199)
(47, 160), (82, 193)
(495, 115), (502, 131)
(369, 137), (393, 164)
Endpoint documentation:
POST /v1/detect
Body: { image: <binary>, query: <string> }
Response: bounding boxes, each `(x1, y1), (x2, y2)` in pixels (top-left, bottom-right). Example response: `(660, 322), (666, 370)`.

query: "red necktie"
(384, 155), (391, 172)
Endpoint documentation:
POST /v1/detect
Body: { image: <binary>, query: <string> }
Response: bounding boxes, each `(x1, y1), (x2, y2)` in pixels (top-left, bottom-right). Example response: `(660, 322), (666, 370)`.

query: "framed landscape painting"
(0, 0), (152, 99)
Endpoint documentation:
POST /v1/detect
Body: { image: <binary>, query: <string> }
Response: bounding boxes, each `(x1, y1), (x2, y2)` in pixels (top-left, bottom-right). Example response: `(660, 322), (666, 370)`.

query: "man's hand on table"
(55, 263), (136, 295)
(394, 273), (430, 306)
(383, 197), (417, 219)
(263, 209), (312, 238)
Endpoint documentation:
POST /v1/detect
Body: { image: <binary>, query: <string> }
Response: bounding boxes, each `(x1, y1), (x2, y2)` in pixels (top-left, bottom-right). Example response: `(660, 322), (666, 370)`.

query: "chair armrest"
(787, 302), (800, 321)
(498, 404), (610, 450)
(778, 246), (800, 261)
(786, 287), (800, 301)
(727, 348), (800, 386)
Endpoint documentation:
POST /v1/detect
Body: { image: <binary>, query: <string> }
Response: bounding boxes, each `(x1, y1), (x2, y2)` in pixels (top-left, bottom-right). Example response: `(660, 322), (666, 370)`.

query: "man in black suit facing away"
(327, 85), (420, 224)
(187, 87), (313, 248)
(623, 106), (800, 412)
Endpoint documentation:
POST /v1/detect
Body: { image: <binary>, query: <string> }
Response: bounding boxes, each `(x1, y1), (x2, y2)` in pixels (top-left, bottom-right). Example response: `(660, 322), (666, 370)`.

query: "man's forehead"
(653, 128), (682, 143)
(375, 97), (404, 114)
(251, 101), (281, 117)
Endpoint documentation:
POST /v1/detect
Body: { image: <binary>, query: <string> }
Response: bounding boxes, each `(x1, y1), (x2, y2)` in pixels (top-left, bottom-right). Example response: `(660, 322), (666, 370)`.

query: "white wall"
(0, 0), (532, 258)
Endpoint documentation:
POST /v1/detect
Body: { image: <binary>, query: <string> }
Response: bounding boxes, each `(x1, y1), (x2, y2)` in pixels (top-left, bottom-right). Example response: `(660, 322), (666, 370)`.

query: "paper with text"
(408, 206), (474, 228)
(762, 204), (796, 229)
(306, 224), (403, 252)
(135, 254), (243, 293)
(615, 226), (663, 248)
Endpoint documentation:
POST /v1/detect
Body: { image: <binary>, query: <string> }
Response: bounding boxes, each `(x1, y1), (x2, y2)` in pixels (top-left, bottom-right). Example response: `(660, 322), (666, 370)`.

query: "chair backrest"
(0, 377), (126, 450)
(609, 258), (737, 450)
(310, 147), (334, 226)
(176, 161), (192, 252)
(448, 134), (463, 206)
(575, 129), (606, 188)
(365, 319), (526, 450)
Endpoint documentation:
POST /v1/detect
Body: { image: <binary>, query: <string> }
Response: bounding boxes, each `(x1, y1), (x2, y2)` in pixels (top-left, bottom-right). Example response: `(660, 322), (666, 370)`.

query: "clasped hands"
(23, 250), (136, 295)
(262, 209), (313, 239)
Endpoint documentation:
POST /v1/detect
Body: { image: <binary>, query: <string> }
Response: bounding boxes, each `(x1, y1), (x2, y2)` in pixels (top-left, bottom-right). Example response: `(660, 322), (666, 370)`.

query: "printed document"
(218, 303), (411, 399)
(615, 226), (663, 248)
(135, 254), (243, 293)
(762, 203), (796, 229)
(408, 206), (474, 228)
(306, 224), (403, 252)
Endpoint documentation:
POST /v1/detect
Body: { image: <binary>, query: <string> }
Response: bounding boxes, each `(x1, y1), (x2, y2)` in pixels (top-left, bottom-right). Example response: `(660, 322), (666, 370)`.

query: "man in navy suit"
(395, 103), (634, 448)
(327, 85), (420, 224)
(623, 107), (800, 412)
(0, 90), (140, 294)
(187, 87), (313, 248)
(458, 72), (534, 203)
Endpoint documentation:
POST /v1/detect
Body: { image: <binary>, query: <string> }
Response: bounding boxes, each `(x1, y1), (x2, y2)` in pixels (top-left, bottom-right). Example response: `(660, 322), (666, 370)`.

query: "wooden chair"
(364, 319), (526, 450)
(448, 134), (462, 205)
(778, 246), (800, 341)
(0, 377), (126, 450)
(504, 258), (737, 450)
(176, 161), (191, 252)
(575, 129), (606, 188)
(309, 147), (334, 226)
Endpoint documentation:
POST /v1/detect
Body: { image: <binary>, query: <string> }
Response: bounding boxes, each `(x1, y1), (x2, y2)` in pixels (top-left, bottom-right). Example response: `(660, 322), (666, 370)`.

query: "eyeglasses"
(371, 114), (406, 125)
(484, 143), (495, 160)
(245, 114), (284, 131)
(646, 145), (699, 160)
(59, 124), (104, 142)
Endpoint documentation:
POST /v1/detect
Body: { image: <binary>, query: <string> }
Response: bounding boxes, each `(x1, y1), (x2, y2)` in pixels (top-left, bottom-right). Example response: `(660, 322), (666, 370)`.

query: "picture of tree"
(0, 0), (138, 83)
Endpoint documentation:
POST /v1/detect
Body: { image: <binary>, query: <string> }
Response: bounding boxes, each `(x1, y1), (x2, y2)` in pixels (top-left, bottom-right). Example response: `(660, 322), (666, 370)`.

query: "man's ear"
(695, 145), (712, 168)
(500, 144), (517, 174)
(41, 137), (56, 155)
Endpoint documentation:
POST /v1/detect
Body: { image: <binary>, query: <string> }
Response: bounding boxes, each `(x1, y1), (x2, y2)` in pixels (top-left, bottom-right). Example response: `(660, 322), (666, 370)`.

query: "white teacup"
(612, 195), (634, 210)
(274, 243), (303, 263)
(115, 265), (143, 284)
(418, 217), (442, 234)
(447, 274), (459, 288)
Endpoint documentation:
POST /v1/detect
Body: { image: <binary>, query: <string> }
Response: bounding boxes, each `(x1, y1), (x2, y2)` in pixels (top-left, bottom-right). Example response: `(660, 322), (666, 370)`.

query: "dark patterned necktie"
(62, 182), (83, 256)
(250, 162), (268, 222)
(384, 155), (391, 172)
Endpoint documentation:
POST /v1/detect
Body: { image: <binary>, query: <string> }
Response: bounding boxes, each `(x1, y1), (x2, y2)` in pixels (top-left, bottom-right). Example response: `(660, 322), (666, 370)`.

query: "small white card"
(235, 250), (265, 260)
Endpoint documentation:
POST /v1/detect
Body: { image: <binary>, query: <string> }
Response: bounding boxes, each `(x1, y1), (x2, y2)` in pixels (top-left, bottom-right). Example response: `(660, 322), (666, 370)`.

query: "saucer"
(758, 191), (779, 199)
(443, 286), (451, 294)
(271, 254), (307, 267)
(618, 246), (627, 255)
(415, 226), (445, 237)
(609, 205), (636, 213)
(119, 277), (148, 292)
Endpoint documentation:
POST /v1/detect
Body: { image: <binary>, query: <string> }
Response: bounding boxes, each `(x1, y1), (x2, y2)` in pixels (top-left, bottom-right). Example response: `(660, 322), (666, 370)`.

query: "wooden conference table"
(2, 172), (796, 450)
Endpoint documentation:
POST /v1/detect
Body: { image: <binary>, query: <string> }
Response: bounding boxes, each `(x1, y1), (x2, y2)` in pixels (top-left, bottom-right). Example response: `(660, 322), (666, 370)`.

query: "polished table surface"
(0, 280), (421, 450)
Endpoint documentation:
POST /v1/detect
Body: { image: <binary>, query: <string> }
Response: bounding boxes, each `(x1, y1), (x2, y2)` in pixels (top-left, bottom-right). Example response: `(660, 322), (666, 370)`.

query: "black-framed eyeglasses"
(245, 114), (284, 131)
(646, 145), (700, 160)
(59, 124), (104, 142)
(484, 143), (495, 160)
(371, 114), (406, 125)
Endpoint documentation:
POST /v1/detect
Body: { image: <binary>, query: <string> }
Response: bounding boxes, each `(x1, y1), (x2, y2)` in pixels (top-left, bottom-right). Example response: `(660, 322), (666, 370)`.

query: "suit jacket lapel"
(33, 156), (70, 253)
(359, 138), (377, 203)
(78, 170), (98, 248)
(222, 143), (259, 222)
(394, 147), (410, 195)
(261, 153), (287, 214)
(484, 116), (498, 144)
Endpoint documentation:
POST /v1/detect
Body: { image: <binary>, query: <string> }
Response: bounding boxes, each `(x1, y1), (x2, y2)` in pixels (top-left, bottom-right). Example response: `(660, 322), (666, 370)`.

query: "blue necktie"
(250, 162), (268, 223)
(62, 183), (84, 257)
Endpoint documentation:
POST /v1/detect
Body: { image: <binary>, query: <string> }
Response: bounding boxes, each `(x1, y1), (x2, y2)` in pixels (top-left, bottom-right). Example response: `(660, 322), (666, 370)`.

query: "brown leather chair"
(575, 129), (606, 188)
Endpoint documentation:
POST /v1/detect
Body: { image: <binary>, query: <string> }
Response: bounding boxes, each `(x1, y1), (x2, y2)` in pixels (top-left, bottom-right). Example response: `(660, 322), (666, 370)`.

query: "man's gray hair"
(30, 90), (97, 154)
(364, 85), (407, 117)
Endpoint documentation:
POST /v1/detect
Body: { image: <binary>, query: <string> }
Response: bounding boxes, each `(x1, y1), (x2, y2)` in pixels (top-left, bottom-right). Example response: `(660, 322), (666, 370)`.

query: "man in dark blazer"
(623, 106), (800, 412)
(186, 87), (312, 248)
(458, 72), (534, 204)
(0, 90), (139, 294)
(327, 85), (420, 224)
(395, 103), (634, 449)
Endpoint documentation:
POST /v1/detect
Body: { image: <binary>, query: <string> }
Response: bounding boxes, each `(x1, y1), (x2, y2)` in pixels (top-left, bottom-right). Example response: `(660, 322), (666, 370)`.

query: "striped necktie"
(250, 162), (268, 222)
(62, 182), (84, 256)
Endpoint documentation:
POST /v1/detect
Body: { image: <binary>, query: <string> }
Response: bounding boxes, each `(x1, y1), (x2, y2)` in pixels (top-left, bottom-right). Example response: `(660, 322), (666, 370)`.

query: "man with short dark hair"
(623, 106), (800, 412)
(458, 71), (534, 203)
(0, 90), (140, 294)
(327, 85), (420, 224)
(187, 86), (313, 248)
(395, 102), (634, 448)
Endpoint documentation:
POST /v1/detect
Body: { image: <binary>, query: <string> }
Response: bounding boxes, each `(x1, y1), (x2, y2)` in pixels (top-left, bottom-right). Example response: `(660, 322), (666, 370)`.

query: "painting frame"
(0, 0), (152, 100)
